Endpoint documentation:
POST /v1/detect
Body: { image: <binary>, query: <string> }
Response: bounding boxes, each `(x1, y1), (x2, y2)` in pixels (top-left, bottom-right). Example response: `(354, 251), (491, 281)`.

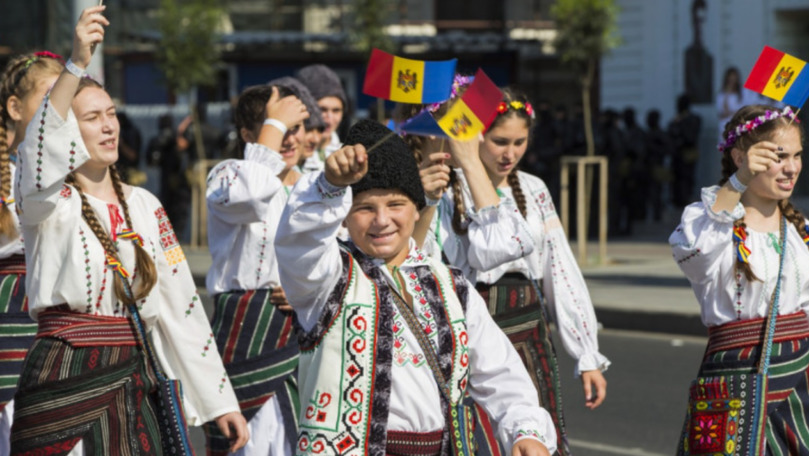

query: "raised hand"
(266, 86), (309, 130)
(733, 140), (781, 186)
(447, 136), (482, 168)
(324, 144), (368, 187)
(419, 151), (451, 201)
(71, 5), (109, 70)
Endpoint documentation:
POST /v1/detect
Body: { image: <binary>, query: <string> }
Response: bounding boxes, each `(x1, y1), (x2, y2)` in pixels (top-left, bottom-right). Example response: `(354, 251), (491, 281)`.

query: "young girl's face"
(279, 122), (305, 171)
(72, 87), (120, 170)
(479, 115), (529, 180)
(744, 126), (803, 202)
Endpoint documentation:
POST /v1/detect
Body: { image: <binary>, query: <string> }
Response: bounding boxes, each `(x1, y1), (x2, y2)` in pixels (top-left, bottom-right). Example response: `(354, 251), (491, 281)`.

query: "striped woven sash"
(0, 254), (25, 276)
(385, 429), (444, 456)
(706, 311), (809, 355)
(36, 307), (137, 347)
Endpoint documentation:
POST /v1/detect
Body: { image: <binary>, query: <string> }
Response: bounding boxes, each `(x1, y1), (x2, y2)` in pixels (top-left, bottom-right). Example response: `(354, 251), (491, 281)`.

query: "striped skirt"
(677, 312), (809, 455)
(203, 289), (300, 456)
(10, 307), (163, 456)
(477, 274), (571, 456)
(0, 254), (32, 413)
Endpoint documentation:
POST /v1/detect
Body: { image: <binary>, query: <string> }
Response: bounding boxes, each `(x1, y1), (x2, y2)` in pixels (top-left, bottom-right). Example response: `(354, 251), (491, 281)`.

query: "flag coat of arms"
(363, 49), (457, 104)
(745, 46), (809, 107)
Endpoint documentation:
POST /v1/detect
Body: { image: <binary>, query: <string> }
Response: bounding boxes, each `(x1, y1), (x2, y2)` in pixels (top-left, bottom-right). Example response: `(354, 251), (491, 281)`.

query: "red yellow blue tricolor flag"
(363, 49), (457, 104)
(745, 46), (809, 107)
(437, 69), (502, 140)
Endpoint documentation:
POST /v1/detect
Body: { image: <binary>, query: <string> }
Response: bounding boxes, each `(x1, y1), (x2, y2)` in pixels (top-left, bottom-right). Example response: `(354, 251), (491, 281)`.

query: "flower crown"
(426, 74), (475, 113)
(497, 100), (534, 117)
(717, 106), (799, 153)
(21, 51), (64, 70)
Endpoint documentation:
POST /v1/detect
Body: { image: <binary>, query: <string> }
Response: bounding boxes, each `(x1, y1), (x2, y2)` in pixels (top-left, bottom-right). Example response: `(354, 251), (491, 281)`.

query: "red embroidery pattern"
(155, 207), (185, 265)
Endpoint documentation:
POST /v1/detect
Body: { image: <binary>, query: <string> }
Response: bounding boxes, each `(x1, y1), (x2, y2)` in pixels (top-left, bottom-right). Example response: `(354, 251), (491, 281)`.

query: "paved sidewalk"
(184, 216), (707, 336)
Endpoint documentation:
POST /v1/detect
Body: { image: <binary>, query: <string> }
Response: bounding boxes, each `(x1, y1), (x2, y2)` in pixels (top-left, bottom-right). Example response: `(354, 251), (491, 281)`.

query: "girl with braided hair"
(10, 7), (248, 454)
(418, 87), (610, 456)
(671, 104), (809, 453)
(0, 50), (63, 453)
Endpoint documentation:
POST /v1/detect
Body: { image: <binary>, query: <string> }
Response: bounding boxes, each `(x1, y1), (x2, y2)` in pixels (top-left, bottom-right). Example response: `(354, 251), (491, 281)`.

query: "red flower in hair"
(34, 51), (65, 63)
(525, 103), (534, 116)
(497, 102), (508, 114)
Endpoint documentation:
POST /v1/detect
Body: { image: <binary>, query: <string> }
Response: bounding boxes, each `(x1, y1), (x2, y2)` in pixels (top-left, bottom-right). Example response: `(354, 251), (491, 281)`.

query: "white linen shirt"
(205, 142), (290, 294)
(275, 172), (558, 453)
(15, 95), (239, 425)
(670, 186), (809, 326)
(424, 170), (610, 376)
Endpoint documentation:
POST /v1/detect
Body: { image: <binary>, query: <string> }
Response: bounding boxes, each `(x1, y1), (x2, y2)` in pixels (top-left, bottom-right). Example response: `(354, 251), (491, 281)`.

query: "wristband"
(263, 118), (288, 135)
(65, 59), (86, 79)
(728, 172), (748, 193)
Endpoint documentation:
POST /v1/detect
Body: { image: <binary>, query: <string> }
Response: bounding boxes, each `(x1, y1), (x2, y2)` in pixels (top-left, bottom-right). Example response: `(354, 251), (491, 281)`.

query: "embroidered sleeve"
(275, 172), (351, 331)
(205, 143), (286, 225)
(534, 181), (610, 376)
(464, 198), (536, 272)
(147, 198), (240, 424)
(16, 93), (91, 225)
(670, 187), (739, 286)
(513, 429), (551, 447)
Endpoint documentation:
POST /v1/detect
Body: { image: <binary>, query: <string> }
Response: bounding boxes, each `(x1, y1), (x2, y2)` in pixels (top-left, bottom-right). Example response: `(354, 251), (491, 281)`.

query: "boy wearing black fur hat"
(275, 119), (555, 456)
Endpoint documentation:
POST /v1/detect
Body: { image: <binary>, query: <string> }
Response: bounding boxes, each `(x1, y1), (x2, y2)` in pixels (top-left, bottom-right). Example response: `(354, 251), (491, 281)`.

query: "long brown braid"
(68, 79), (158, 305)
(0, 53), (63, 239)
(493, 88), (533, 219)
(719, 104), (807, 282)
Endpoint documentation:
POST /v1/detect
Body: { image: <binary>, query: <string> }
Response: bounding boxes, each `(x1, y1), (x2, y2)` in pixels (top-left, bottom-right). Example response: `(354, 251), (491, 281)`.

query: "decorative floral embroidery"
(59, 184), (71, 199)
(155, 207), (186, 265)
(186, 295), (199, 317)
(81, 227), (93, 313)
(35, 95), (48, 191)
(391, 308), (426, 367)
(676, 248), (702, 265)
(514, 429), (545, 443)
(202, 333), (214, 357)
(218, 373), (228, 393)
(68, 141), (76, 171)
(255, 221), (269, 283)
(304, 390), (333, 423)
(316, 173), (346, 199)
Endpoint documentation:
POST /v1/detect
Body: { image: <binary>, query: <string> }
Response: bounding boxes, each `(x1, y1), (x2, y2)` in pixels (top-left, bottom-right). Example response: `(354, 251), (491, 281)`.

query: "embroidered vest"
(295, 245), (470, 456)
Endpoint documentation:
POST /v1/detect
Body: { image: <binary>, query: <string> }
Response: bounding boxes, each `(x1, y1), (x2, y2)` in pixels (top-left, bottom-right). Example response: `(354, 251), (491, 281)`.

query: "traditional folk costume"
(204, 142), (299, 456)
(275, 120), (557, 456)
(0, 162), (32, 455)
(671, 186), (809, 454)
(9, 94), (239, 454)
(424, 170), (610, 456)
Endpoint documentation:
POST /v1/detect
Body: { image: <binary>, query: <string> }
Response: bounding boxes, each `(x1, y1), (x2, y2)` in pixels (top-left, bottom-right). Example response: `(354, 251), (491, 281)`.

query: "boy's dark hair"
(235, 84), (295, 151)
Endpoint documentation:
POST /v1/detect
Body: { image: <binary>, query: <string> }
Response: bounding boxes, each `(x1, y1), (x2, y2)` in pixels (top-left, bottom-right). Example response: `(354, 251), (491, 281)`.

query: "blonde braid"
(108, 166), (157, 300)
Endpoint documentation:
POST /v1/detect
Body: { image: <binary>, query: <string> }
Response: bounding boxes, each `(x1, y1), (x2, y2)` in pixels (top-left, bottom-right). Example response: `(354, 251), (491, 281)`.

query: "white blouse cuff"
(700, 185), (745, 223)
(316, 172), (347, 199)
(244, 142), (286, 175)
(574, 352), (611, 377)
(466, 203), (499, 223)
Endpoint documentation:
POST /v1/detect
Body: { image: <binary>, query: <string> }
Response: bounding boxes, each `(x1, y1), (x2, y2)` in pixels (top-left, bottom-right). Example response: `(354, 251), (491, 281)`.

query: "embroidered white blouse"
(205, 142), (291, 295)
(670, 186), (809, 326)
(15, 95), (240, 425)
(424, 170), (610, 376)
(275, 172), (558, 453)
(0, 162), (25, 259)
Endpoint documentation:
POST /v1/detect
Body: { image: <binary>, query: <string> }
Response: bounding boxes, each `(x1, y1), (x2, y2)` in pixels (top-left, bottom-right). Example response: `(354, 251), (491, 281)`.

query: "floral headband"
(22, 51), (64, 70)
(497, 100), (534, 117)
(717, 106), (799, 153)
(426, 74), (475, 113)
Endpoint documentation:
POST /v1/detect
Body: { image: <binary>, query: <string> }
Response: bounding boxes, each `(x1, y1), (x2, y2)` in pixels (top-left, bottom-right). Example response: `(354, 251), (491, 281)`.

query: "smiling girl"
(671, 104), (809, 454)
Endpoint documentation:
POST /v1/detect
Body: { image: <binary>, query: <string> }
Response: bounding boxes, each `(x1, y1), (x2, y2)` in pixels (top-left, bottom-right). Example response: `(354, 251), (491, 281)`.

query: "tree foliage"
(155, 0), (224, 94)
(552, 0), (620, 75)
(350, 0), (394, 53)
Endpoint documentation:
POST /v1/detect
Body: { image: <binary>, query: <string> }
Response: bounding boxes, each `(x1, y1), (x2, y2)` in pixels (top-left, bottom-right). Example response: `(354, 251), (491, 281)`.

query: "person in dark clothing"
(645, 109), (674, 221)
(147, 114), (190, 237)
(668, 94), (702, 208)
(600, 109), (630, 235)
(116, 111), (144, 185)
(622, 107), (648, 224)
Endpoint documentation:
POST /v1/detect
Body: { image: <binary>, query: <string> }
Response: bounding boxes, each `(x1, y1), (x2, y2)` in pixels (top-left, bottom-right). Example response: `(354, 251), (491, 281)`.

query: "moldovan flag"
(363, 49), (457, 104)
(437, 69), (502, 141)
(745, 46), (809, 107)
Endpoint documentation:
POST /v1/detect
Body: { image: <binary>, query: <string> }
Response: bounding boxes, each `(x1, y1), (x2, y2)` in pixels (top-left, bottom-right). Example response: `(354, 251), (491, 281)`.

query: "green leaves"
(350, 0), (394, 53)
(155, 0), (224, 94)
(551, 0), (620, 72)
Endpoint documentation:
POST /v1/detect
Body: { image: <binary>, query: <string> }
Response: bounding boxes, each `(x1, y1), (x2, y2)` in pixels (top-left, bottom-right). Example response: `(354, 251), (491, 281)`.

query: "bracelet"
(728, 172), (748, 193)
(65, 59), (86, 79)
(425, 196), (440, 207)
(263, 118), (288, 135)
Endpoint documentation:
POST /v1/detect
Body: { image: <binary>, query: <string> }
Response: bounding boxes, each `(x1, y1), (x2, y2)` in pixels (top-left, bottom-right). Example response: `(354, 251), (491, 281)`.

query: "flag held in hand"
(437, 69), (502, 141)
(745, 46), (809, 107)
(363, 49), (457, 104)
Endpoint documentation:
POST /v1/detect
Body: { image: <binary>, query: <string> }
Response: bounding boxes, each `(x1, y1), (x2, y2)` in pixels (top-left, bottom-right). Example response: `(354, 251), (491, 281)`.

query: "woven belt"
(706, 311), (809, 355)
(0, 254), (25, 275)
(36, 306), (137, 347)
(385, 429), (444, 456)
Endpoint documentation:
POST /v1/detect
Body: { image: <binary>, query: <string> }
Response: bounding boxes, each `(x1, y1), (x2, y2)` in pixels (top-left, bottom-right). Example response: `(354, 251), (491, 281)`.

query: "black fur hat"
(267, 76), (326, 131)
(345, 119), (425, 210)
(296, 64), (347, 109)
